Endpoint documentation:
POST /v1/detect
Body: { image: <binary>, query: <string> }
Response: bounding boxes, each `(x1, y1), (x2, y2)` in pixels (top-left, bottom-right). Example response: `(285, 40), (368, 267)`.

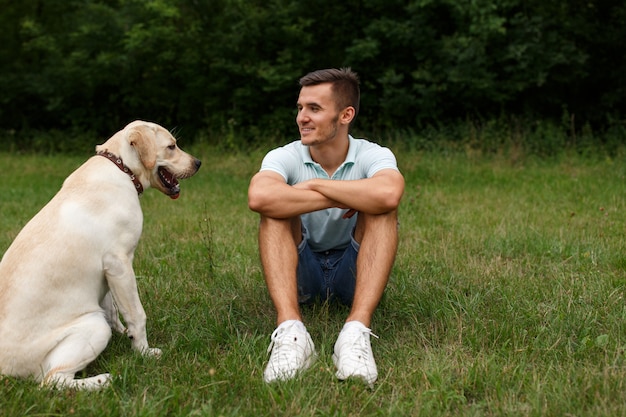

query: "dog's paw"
(143, 347), (162, 358)
(87, 373), (113, 390)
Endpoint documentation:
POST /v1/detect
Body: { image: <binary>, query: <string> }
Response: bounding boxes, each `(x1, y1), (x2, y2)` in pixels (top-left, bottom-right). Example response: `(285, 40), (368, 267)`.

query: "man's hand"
(342, 209), (358, 219)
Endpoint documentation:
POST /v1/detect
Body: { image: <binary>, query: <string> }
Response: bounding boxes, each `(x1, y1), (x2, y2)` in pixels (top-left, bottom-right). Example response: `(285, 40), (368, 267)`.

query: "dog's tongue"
(169, 184), (181, 199)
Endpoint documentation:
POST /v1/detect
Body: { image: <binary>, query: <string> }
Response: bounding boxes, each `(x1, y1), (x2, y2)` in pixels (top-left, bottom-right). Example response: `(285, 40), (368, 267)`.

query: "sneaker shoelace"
(267, 322), (306, 355)
(343, 326), (379, 359)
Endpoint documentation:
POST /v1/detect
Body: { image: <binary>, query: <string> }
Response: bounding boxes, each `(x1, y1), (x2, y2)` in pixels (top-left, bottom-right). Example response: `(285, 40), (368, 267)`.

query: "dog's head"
(96, 120), (201, 199)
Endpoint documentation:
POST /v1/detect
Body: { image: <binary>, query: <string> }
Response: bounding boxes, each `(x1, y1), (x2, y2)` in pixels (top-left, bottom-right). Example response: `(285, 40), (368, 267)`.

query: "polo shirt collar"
(302, 135), (357, 166)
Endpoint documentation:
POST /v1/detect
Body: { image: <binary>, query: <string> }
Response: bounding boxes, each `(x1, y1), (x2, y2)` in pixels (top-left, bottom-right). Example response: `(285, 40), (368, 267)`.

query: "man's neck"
(309, 134), (350, 177)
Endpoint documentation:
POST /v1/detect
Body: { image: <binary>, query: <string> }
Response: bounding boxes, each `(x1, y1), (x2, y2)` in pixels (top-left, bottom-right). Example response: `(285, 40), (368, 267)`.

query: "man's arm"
(248, 168), (405, 219)
(295, 168), (404, 215)
(248, 170), (338, 219)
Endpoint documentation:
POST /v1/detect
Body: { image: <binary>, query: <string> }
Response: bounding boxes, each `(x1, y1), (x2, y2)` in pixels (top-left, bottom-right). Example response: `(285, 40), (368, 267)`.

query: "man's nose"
(296, 110), (308, 124)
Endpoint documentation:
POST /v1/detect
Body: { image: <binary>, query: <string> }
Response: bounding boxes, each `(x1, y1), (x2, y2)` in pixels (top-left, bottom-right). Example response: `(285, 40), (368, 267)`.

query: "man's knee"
(259, 215), (302, 245)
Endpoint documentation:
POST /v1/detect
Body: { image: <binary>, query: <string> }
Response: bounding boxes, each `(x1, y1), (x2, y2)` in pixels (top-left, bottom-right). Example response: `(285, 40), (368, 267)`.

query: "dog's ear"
(128, 126), (157, 170)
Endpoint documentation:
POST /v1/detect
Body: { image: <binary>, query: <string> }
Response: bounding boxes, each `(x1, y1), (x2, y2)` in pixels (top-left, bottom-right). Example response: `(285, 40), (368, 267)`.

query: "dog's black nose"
(194, 159), (202, 169)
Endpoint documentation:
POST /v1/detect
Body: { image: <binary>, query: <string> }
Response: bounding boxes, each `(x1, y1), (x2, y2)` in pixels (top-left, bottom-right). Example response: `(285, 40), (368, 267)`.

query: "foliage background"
(1, 0), (625, 151)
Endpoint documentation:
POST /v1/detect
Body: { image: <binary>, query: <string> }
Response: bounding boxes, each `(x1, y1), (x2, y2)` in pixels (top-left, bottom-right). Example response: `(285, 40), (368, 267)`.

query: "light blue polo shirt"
(259, 135), (399, 252)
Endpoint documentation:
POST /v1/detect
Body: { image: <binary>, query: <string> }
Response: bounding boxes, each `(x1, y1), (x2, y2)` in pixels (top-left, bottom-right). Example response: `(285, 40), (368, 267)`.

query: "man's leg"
(258, 215), (302, 325)
(333, 209), (399, 386)
(347, 209), (399, 327)
(258, 215), (316, 382)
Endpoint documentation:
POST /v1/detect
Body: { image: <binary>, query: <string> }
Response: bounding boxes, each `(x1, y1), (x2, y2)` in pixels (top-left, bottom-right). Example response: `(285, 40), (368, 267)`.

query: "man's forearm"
(303, 173), (404, 215)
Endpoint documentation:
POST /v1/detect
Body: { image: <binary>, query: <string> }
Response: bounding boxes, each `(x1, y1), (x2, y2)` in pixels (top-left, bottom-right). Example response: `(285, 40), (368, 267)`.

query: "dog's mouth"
(158, 166), (180, 199)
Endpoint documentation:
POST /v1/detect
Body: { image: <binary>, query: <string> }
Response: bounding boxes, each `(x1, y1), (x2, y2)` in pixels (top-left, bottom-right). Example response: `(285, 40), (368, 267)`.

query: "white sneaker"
(333, 321), (379, 386)
(263, 320), (316, 383)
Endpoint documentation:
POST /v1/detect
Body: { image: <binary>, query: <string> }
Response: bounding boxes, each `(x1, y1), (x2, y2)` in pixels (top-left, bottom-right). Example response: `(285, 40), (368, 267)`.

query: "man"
(247, 68), (404, 386)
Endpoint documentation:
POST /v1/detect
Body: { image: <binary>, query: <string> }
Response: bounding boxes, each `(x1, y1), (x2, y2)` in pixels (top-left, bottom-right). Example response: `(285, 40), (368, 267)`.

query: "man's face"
(296, 83), (342, 147)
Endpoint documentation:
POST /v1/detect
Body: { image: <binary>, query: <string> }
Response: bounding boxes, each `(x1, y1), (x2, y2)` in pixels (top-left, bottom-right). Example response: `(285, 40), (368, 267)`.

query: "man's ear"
(340, 106), (356, 125)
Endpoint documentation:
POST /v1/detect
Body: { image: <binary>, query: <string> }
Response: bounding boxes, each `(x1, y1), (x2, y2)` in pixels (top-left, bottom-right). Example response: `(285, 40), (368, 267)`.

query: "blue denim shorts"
(296, 229), (360, 305)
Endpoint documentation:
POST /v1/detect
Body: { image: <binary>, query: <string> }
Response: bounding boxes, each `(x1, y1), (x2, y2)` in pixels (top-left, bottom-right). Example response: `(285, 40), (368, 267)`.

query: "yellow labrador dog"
(0, 120), (201, 390)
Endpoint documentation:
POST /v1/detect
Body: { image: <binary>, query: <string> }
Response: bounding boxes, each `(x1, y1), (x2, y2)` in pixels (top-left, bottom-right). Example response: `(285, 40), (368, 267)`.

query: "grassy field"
(0, 145), (625, 416)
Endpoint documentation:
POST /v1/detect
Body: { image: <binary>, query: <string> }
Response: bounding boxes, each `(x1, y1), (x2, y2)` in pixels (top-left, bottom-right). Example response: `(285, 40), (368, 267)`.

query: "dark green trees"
(0, 0), (624, 143)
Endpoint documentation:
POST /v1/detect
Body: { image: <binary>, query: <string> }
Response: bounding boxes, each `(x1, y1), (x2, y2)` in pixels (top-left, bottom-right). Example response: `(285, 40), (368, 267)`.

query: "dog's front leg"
(103, 252), (161, 357)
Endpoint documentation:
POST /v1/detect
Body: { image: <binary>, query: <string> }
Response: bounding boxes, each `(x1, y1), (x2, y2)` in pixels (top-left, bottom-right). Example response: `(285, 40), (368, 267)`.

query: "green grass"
(0, 146), (625, 416)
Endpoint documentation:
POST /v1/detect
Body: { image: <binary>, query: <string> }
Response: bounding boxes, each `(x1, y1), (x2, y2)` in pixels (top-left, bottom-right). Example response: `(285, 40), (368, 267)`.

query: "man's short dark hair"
(299, 68), (360, 119)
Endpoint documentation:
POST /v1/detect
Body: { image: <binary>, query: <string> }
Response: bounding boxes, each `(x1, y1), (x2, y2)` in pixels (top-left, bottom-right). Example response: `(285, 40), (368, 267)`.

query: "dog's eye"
(168, 145), (176, 150)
